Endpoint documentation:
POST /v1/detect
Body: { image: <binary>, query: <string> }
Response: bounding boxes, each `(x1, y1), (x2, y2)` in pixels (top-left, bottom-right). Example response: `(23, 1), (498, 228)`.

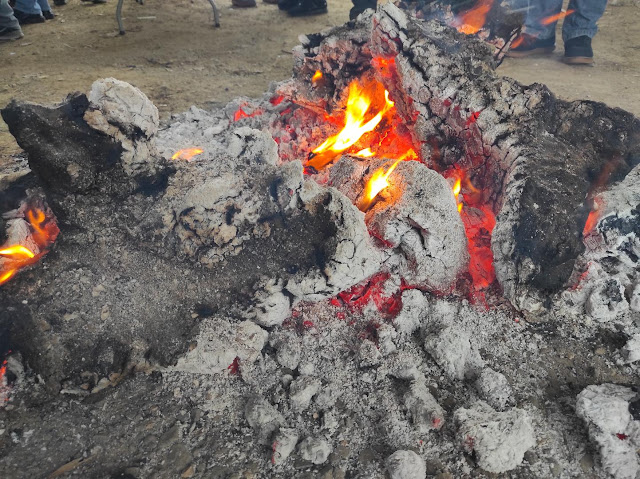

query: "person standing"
(507, 0), (608, 64)
(12, 0), (55, 23)
(0, 0), (23, 40)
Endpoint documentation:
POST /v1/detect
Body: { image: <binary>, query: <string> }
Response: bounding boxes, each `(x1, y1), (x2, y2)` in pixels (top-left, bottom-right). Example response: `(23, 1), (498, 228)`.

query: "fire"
(0, 207), (59, 286)
(455, 0), (493, 35)
(307, 78), (395, 170)
(583, 197), (603, 236)
(171, 148), (204, 161)
(312, 70), (323, 83)
(360, 159), (402, 211)
(356, 148), (375, 157)
(0, 245), (35, 259)
(541, 9), (575, 26)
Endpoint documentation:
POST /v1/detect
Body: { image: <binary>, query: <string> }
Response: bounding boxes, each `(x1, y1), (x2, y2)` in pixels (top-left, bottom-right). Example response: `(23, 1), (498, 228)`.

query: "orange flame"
(355, 148), (375, 158)
(0, 245), (35, 259)
(583, 197), (603, 236)
(360, 159), (402, 211)
(453, 177), (463, 212)
(308, 79), (395, 170)
(541, 9), (575, 26)
(0, 207), (59, 286)
(171, 148), (204, 161)
(456, 0), (494, 35)
(312, 70), (323, 83)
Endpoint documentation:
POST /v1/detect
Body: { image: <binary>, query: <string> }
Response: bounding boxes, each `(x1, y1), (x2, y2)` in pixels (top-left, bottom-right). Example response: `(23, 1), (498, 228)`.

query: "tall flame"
(0, 207), (59, 286)
(455, 0), (494, 35)
(308, 79), (395, 170)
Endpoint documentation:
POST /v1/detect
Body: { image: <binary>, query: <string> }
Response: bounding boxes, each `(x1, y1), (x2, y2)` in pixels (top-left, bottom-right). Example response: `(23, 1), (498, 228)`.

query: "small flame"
(0, 207), (59, 286)
(453, 178), (462, 197)
(308, 79), (395, 170)
(312, 70), (323, 83)
(455, 0), (494, 35)
(583, 197), (603, 236)
(458, 203), (463, 213)
(541, 9), (575, 26)
(0, 245), (35, 259)
(171, 148), (204, 162)
(360, 159), (402, 211)
(355, 148), (375, 158)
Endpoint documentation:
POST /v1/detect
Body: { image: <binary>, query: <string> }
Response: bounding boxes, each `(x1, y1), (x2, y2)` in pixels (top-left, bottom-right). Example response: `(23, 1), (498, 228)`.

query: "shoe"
(0, 27), (24, 41)
(263, 0), (278, 3)
(42, 10), (55, 19)
(287, 0), (327, 16)
(506, 33), (555, 58)
(12, 9), (46, 24)
(231, 0), (257, 6)
(278, 0), (296, 9)
(564, 36), (593, 65)
(53, 0), (67, 5)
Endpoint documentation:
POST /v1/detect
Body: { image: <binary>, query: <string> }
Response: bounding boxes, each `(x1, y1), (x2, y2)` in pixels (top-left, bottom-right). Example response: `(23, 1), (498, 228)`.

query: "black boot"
(564, 36), (593, 65)
(12, 9), (46, 24)
(287, 0), (327, 17)
(278, 0), (297, 10)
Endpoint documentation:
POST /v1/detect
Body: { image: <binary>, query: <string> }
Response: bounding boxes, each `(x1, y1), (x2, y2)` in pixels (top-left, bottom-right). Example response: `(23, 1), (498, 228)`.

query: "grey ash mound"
(1, 4), (639, 478)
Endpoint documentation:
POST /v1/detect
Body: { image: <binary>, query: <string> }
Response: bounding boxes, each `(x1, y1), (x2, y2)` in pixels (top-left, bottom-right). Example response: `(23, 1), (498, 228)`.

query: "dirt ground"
(1, 0), (639, 165)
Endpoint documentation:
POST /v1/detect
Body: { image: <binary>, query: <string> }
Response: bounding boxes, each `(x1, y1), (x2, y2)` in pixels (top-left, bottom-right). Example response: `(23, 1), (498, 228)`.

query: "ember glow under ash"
(0, 207), (59, 286)
(171, 147), (204, 161)
(454, 0), (493, 35)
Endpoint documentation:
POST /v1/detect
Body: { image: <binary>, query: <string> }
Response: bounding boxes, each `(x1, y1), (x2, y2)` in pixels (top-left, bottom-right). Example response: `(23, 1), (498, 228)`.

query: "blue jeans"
(0, 0), (20, 29)
(510, 0), (608, 42)
(13, 0), (51, 14)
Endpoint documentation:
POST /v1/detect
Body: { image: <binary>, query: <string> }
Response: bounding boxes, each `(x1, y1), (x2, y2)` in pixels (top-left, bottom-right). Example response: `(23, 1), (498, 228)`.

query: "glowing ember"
(355, 148), (375, 157)
(307, 78), (395, 170)
(171, 148), (204, 161)
(0, 358), (8, 404)
(455, 0), (494, 35)
(452, 178), (463, 212)
(541, 9), (575, 26)
(583, 197), (603, 236)
(360, 159), (401, 211)
(312, 70), (323, 83)
(0, 207), (59, 286)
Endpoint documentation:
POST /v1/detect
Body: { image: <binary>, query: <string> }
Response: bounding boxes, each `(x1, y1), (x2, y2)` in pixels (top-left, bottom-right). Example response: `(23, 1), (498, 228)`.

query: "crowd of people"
(0, 0), (606, 65)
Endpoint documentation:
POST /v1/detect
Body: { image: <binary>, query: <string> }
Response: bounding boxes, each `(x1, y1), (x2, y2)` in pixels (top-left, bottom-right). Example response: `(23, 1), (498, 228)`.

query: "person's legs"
(13, 0), (41, 14)
(510, 0), (562, 40)
(562, 0), (607, 42)
(36, 0), (51, 12)
(0, 0), (23, 39)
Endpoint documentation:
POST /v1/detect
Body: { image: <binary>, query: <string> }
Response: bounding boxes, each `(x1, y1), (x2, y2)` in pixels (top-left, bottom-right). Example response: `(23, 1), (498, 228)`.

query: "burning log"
(1, 4), (639, 478)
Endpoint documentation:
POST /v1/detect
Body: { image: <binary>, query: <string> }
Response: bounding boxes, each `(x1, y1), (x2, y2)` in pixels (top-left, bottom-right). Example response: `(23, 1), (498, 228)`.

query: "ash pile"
(1, 4), (640, 479)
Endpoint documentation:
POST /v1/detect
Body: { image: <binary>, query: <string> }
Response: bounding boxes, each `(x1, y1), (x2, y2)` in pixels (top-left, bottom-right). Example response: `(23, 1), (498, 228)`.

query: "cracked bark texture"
(287, 4), (640, 310)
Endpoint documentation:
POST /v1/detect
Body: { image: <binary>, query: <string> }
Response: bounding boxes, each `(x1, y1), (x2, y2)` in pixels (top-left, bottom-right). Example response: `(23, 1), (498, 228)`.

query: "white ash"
(385, 450), (427, 479)
(621, 334), (640, 364)
(297, 436), (332, 465)
(561, 163), (640, 323)
(272, 428), (299, 466)
(269, 331), (302, 370)
(404, 379), (446, 432)
(84, 78), (160, 178)
(474, 368), (513, 411)
(423, 324), (483, 381)
(288, 376), (322, 412)
(576, 384), (640, 479)
(455, 401), (536, 473)
(171, 318), (266, 376)
(392, 289), (430, 336)
(244, 396), (285, 446)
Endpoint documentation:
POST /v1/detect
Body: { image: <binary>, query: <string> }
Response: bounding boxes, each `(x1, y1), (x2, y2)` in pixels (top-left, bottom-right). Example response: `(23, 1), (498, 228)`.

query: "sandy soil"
(1, 0), (639, 165)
